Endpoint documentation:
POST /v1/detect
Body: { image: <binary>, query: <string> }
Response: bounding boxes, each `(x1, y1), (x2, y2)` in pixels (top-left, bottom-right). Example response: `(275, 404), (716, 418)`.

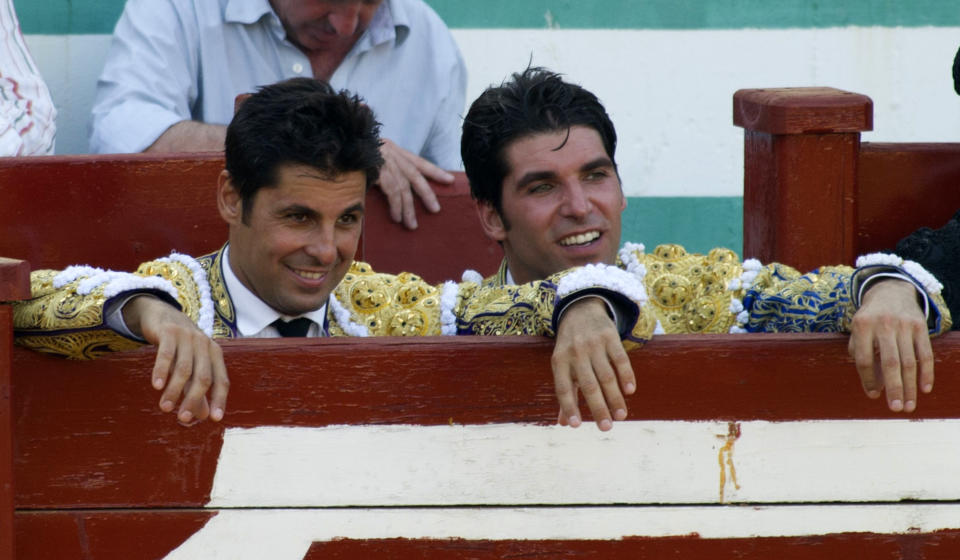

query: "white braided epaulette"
(617, 242), (647, 279)
(329, 294), (369, 336)
(556, 263), (647, 305)
(856, 253), (943, 295)
(54, 264), (179, 313)
(440, 281), (459, 335)
(156, 252), (215, 337)
(460, 269), (484, 284)
(726, 258), (763, 333)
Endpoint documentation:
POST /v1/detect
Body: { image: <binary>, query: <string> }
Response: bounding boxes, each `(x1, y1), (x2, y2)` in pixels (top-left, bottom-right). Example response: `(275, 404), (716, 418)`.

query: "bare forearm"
(145, 120), (227, 153)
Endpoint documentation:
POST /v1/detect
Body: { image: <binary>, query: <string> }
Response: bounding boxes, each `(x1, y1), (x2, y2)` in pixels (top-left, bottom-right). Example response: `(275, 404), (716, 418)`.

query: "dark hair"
(461, 67), (618, 214)
(225, 77), (384, 218)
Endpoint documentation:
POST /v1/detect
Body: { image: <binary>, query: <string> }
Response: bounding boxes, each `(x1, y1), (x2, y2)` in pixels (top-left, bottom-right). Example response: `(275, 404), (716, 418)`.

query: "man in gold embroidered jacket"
(460, 67), (950, 427)
(12, 78), (649, 428)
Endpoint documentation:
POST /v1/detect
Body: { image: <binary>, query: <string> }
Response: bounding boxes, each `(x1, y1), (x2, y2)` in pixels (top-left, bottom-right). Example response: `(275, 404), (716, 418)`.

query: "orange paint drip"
(717, 421), (742, 503)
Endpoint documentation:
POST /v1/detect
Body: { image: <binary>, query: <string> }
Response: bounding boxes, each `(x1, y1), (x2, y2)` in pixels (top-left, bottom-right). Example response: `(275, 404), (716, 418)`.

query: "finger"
(178, 339), (215, 423)
(400, 183), (418, 230)
(607, 338), (635, 397)
(160, 334), (194, 414)
(552, 356), (582, 428)
(411, 155), (455, 184)
(380, 160), (405, 225)
(407, 169), (441, 214)
(590, 348), (626, 424)
(848, 327), (882, 399)
(876, 332), (905, 412)
(208, 344), (229, 422)
(915, 324), (935, 395)
(152, 333), (176, 394)
(895, 331), (919, 412)
(389, 150), (429, 226)
(573, 357), (613, 432)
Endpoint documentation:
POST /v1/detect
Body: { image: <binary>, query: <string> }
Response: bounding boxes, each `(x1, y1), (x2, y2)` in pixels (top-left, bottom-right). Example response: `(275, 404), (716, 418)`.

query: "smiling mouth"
(290, 267), (326, 280)
(559, 231), (601, 246)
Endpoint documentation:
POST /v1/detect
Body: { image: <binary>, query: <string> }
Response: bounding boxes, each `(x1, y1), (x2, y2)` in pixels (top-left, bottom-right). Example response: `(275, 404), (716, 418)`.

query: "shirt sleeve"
(89, 0), (201, 153)
(419, 35), (466, 170)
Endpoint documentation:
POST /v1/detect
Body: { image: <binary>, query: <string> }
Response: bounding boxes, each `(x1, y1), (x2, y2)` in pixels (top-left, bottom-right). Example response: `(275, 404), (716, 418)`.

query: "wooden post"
(734, 87), (872, 270)
(0, 258), (31, 560)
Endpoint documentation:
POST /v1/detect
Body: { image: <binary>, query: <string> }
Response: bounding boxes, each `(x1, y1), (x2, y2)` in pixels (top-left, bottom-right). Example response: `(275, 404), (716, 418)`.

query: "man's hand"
(377, 138), (454, 229)
(848, 279), (932, 412)
(552, 298), (635, 431)
(123, 296), (229, 425)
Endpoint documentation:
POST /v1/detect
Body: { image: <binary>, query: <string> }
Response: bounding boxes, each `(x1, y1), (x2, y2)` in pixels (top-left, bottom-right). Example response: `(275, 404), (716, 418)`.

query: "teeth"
(560, 231), (600, 246)
(294, 269), (324, 280)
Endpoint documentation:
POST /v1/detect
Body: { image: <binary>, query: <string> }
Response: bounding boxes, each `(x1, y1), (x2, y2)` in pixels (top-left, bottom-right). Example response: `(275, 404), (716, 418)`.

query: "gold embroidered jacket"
(12, 245), (649, 360)
(482, 243), (952, 336)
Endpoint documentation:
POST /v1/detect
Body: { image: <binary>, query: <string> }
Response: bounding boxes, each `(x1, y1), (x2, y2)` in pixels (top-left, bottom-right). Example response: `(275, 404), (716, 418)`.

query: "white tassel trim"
(556, 263), (647, 305)
(156, 252), (214, 337)
(54, 265), (105, 288)
(329, 295), (369, 337)
(54, 266), (180, 313)
(856, 253), (944, 296)
(727, 258), (762, 291)
(900, 260), (943, 295)
(460, 269), (484, 284)
(856, 252), (903, 268)
(653, 319), (665, 335)
(618, 242), (647, 279)
(440, 281), (459, 335)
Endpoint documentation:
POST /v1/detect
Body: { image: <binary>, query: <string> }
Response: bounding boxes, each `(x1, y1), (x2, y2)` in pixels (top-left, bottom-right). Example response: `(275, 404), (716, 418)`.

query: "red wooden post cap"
(733, 87), (873, 135)
(0, 258), (31, 302)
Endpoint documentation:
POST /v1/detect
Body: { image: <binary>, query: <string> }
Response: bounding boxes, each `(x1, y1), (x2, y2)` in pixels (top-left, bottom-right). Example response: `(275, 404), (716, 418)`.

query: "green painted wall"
(622, 196), (742, 256)
(15, 0), (960, 35)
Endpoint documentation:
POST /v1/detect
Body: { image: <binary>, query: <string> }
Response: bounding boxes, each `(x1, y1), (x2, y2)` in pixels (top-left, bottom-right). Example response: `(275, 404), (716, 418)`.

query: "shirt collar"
(221, 244), (328, 337)
(224, 0), (276, 25)
(225, 0), (409, 48)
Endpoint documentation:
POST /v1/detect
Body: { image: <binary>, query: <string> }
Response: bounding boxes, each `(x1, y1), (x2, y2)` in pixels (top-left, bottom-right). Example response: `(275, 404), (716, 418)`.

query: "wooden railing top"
(734, 87), (873, 134)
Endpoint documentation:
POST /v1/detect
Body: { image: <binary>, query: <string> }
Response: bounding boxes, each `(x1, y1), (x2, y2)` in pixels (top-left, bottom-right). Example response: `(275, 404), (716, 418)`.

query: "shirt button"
(293, 63), (304, 74)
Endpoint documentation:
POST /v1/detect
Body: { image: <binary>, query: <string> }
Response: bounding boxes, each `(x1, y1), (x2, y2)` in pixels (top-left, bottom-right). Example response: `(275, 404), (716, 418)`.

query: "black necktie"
(271, 317), (314, 337)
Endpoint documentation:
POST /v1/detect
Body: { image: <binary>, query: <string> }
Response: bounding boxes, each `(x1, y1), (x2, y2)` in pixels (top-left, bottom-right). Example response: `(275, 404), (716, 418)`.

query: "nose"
(561, 182), (592, 219)
(326, 6), (361, 36)
(303, 226), (338, 265)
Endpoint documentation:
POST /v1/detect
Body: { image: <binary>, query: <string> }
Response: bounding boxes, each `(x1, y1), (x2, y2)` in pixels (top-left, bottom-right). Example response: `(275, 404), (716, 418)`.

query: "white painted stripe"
(209, 420), (960, 508)
(25, 27), (960, 197)
(164, 504), (960, 560)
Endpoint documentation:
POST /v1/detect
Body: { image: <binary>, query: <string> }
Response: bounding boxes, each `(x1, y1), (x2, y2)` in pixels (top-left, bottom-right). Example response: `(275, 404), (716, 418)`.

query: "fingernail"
(923, 384), (933, 393)
(867, 390), (881, 399)
(211, 408), (224, 422)
(153, 377), (164, 390)
(179, 410), (193, 423)
(625, 383), (636, 394)
(160, 400), (174, 412)
(614, 408), (627, 420)
(891, 399), (903, 411)
(568, 415), (581, 428)
(599, 419), (613, 431)
(905, 400), (916, 412)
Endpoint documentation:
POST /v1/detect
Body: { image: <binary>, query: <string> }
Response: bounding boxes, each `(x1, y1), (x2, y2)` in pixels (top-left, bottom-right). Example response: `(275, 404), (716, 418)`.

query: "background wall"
(15, 0), (960, 255)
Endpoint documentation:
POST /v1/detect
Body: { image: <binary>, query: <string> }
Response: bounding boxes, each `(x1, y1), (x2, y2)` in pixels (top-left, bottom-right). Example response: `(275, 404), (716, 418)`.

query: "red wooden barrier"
(0, 258), (30, 560)
(736, 87), (960, 270)
(10, 334), (960, 558)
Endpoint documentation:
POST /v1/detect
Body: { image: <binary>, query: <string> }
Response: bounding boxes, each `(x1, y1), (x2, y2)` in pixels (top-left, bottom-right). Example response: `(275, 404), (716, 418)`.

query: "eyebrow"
(513, 157), (615, 191)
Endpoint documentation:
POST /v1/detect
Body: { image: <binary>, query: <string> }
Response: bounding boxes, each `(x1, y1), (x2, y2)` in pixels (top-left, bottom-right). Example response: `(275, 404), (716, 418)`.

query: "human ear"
(217, 170), (244, 226)
(476, 201), (507, 242)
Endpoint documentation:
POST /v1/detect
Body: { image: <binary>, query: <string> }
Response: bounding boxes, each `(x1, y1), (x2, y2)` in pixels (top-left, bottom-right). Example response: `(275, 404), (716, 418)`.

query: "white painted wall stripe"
(164, 504), (960, 560)
(209, 420), (960, 508)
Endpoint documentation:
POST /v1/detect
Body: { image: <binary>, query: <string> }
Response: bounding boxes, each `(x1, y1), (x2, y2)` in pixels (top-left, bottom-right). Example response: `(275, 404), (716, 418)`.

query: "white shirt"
(89, 0), (466, 169)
